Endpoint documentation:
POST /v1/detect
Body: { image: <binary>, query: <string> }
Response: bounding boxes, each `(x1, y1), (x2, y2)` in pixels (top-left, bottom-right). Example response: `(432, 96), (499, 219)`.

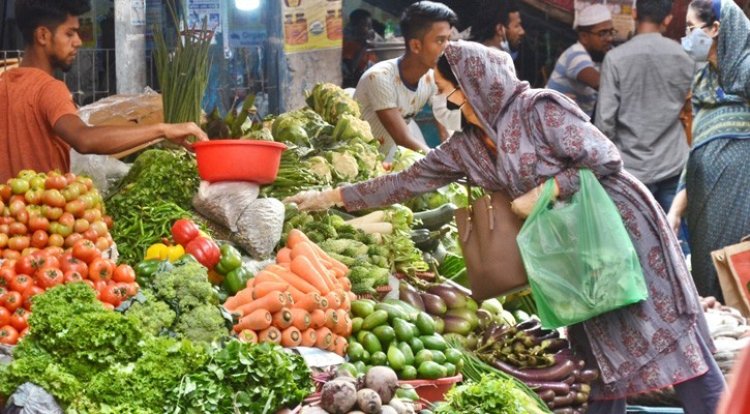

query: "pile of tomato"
(0, 170), (138, 345)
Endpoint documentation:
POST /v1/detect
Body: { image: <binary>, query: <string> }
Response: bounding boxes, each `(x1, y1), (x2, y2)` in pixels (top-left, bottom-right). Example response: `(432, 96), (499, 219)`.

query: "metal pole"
(115, 0), (147, 93)
(1, 0), (10, 49)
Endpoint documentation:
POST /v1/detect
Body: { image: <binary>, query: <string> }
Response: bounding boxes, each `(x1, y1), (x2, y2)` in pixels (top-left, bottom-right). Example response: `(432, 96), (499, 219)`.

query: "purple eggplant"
(578, 369), (599, 383)
(399, 284), (425, 311)
(426, 285), (467, 309)
(420, 292), (447, 315)
(443, 315), (473, 335)
(542, 338), (569, 353)
(525, 380), (571, 396)
(537, 389), (556, 402)
(490, 358), (576, 383)
(516, 318), (540, 331)
(552, 391), (577, 408)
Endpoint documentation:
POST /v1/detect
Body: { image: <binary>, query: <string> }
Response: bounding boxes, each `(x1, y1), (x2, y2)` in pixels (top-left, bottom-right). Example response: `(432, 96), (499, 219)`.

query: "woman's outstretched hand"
(283, 188), (343, 211)
(511, 180), (559, 218)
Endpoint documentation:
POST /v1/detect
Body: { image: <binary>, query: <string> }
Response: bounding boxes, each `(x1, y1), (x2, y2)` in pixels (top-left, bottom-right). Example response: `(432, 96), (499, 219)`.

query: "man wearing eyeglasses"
(595, 0), (694, 213)
(546, 4), (615, 118)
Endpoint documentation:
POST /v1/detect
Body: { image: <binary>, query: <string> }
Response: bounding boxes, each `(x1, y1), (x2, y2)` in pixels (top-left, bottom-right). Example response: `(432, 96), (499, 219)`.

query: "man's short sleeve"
(37, 79), (77, 128)
(359, 69), (398, 112)
(564, 48), (595, 79)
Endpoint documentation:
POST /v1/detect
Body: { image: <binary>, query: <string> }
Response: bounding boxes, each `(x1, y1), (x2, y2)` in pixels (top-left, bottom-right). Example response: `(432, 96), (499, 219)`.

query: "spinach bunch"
(173, 340), (313, 414)
(435, 374), (550, 414)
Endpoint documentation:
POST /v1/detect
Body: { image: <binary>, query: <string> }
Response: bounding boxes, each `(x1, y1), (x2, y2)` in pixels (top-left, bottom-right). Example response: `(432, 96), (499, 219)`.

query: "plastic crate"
(627, 406), (684, 414)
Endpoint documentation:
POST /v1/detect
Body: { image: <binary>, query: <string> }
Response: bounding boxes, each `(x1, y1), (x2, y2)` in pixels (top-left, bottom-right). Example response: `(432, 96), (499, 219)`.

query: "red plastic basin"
(399, 374), (462, 403)
(193, 140), (286, 184)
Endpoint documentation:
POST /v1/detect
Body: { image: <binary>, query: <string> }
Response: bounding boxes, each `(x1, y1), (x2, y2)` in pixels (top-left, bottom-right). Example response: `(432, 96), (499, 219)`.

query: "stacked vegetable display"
(225, 229), (354, 354)
(347, 298), (462, 381)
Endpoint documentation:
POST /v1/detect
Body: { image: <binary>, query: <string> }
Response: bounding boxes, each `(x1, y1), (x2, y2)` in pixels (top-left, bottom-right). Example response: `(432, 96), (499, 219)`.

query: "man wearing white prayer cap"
(546, 3), (615, 119)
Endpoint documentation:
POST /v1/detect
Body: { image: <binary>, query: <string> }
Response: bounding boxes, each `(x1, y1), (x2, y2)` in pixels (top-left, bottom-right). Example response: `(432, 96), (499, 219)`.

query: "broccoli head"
(124, 290), (177, 336)
(174, 304), (228, 344)
(151, 260), (219, 312)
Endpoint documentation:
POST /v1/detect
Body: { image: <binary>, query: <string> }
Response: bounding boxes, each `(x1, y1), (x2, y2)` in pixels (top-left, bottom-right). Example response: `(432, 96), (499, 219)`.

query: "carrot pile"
(224, 229), (354, 356)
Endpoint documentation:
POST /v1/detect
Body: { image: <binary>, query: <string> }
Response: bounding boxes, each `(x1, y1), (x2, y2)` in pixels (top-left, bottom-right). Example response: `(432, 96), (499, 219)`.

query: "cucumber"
(387, 345), (406, 371)
(420, 334), (448, 351)
(418, 361), (447, 380)
(361, 332), (382, 354)
(351, 317), (364, 334)
(444, 348), (463, 365)
(393, 318), (415, 342)
(347, 342), (365, 362)
(371, 351), (387, 366)
(353, 361), (367, 374)
(400, 365), (418, 380)
(413, 203), (457, 230)
(415, 312), (436, 335)
(373, 325), (396, 346)
(414, 349), (434, 366)
(432, 316), (445, 334)
(375, 303), (410, 322)
(398, 342), (415, 366)
(351, 300), (375, 318)
(361, 350), (371, 364)
(362, 310), (389, 331)
(383, 299), (420, 321)
(339, 362), (359, 377)
(444, 362), (457, 377)
(465, 297), (478, 312)
(396, 386), (420, 402)
(357, 331), (370, 344)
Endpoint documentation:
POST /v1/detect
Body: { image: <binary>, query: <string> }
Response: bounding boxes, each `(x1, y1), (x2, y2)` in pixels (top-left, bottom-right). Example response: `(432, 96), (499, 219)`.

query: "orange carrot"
(224, 288), (256, 312)
(281, 326), (302, 347)
(254, 270), (284, 284)
(324, 309), (338, 330)
(333, 335), (348, 356)
(284, 292), (294, 306)
(288, 230), (349, 277)
(334, 309), (349, 334)
(252, 281), (289, 300)
(278, 262), (291, 270)
(276, 247), (292, 263)
(237, 329), (258, 344)
(246, 277), (257, 289)
(272, 308), (294, 330)
(294, 292), (322, 312)
(292, 242), (337, 291)
(291, 255), (330, 295)
(268, 265), (319, 294)
(326, 334), (337, 351)
(286, 229), (309, 248)
(318, 297), (329, 310)
(310, 309), (326, 329)
(347, 291), (357, 302)
(234, 309), (272, 333)
(325, 291), (341, 309)
(339, 277), (352, 291)
(235, 291), (287, 316)
(301, 328), (317, 347)
(258, 326), (281, 344)
(341, 315), (353, 336)
(315, 327), (333, 349)
(289, 308), (311, 330)
(339, 292), (351, 312)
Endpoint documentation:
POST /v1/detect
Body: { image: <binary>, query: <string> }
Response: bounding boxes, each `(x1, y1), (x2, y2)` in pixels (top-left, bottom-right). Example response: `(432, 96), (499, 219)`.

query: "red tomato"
(0, 325), (18, 345)
(43, 206), (63, 220)
(28, 216), (49, 232)
(8, 222), (27, 236)
(14, 209), (28, 225)
(64, 270), (84, 284)
(72, 239), (100, 264)
(119, 282), (139, 298)
(64, 233), (84, 249)
(41, 189), (66, 207)
(0, 307), (9, 326)
(102, 215), (113, 229)
(112, 264), (136, 283)
(43, 246), (64, 259)
(41, 254), (60, 270)
(0, 233), (8, 249)
(9, 274), (33, 293)
(0, 268), (15, 284)
(2, 250), (20, 260)
(48, 234), (64, 248)
(30, 230), (48, 249)
(94, 280), (108, 300)
(101, 284), (127, 307)
(90, 220), (108, 238)
(45, 175), (67, 190)
(37, 267), (64, 289)
(9, 308), (29, 331)
(15, 255), (38, 276)
(22, 286), (44, 310)
(100, 302), (115, 311)
(64, 172), (77, 185)
(88, 258), (114, 282)
(73, 218), (90, 233)
(7, 236), (30, 252)
(61, 256), (88, 277)
(95, 237), (110, 251)
(64, 199), (86, 218)
(1, 291), (22, 312)
(0, 287), (6, 298)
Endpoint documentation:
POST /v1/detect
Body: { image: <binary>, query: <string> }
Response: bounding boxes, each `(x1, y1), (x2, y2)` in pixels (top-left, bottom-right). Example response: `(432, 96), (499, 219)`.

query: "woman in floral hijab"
(286, 41), (724, 413)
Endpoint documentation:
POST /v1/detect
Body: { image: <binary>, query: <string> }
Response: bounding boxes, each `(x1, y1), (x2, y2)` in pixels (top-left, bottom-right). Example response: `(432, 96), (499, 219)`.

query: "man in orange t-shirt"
(0, 0), (208, 182)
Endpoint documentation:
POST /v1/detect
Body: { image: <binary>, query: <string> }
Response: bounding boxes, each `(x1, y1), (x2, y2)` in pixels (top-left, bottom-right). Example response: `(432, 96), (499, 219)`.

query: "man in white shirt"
(546, 4), (615, 118)
(354, 1), (458, 159)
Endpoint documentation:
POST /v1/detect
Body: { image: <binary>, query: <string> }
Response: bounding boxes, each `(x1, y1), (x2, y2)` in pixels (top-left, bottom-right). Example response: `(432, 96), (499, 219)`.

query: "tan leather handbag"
(455, 188), (529, 301)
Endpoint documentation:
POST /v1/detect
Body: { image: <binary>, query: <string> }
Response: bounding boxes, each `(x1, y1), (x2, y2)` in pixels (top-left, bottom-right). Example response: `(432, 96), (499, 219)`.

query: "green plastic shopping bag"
(516, 169), (648, 329)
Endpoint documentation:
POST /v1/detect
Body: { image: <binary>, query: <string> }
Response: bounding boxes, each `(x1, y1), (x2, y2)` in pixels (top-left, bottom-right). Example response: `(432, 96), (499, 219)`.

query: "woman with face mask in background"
(667, 0), (750, 303)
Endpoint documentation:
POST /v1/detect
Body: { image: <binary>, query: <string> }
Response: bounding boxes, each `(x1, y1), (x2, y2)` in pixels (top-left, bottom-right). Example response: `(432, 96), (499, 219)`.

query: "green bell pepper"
(134, 259), (172, 286)
(223, 266), (252, 294)
(215, 244), (242, 275)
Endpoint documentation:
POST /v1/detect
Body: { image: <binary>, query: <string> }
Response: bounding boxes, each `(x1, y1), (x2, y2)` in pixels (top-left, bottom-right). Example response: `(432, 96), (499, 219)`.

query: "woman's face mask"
(681, 27), (714, 62)
(434, 87), (465, 132)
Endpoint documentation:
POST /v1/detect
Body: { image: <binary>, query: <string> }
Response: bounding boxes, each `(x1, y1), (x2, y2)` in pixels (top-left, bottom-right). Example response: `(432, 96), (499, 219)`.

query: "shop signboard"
(282, 0), (343, 53)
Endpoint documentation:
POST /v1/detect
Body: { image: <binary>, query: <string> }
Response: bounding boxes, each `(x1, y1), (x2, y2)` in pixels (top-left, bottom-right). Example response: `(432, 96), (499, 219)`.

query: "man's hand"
(666, 210), (682, 235)
(510, 181), (559, 219)
(283, 189), (343, 211)
(163, 122), (208, 149)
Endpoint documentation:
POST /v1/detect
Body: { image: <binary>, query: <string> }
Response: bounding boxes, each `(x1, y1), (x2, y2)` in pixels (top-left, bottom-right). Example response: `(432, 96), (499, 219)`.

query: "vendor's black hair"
(349, 9), (372, 27)
(16, 0), (91, 45)
(400, 1), (458, 44)
(689, 0), (719, 25)
(635, 0), (673, 24)
(469, 0), (521, 43)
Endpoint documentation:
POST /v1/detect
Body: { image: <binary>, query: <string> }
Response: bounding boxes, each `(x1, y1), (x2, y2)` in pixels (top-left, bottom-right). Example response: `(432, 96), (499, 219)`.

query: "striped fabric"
(546, 42), (600, 117)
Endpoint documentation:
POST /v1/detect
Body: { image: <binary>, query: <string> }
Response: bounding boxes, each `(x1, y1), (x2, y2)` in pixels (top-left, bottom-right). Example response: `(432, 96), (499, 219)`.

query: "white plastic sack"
(69, 150), (131, 197)
(192, 181), (260, 232)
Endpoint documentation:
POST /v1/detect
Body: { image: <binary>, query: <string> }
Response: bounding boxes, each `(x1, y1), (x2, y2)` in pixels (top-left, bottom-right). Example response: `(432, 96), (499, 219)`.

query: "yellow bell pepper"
(145, 243), (185, 262)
